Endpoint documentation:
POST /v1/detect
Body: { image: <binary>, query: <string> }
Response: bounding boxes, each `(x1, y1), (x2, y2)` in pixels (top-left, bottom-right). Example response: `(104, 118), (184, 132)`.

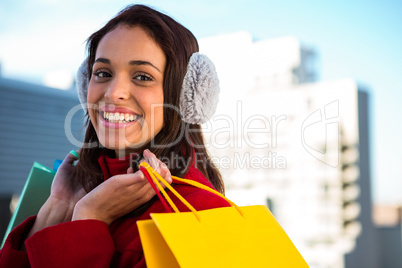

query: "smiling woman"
(88, 25), (165, 153)
(0, 4), (227, 268)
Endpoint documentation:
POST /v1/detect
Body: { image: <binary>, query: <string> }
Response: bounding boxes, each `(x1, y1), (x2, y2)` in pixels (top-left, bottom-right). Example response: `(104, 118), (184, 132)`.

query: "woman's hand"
(24, 151), (84, 243)
(48, 151), (86, 209)
(72, 149), (172, 225)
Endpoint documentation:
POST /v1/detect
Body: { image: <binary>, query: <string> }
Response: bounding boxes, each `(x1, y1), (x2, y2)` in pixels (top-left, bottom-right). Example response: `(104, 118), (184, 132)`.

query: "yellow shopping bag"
(137, 162), (309, 268)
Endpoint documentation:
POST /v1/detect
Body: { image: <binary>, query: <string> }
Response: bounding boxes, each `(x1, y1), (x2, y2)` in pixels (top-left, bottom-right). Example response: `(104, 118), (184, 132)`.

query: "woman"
(0, 4), (229, 267)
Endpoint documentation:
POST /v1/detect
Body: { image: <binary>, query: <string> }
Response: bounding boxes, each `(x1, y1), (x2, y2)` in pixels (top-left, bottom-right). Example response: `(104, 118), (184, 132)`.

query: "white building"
(200, 32), (378, 268)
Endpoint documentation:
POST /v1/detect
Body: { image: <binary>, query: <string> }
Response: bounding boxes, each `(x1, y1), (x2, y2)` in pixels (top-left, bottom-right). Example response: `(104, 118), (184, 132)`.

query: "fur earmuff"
(180, 53), (220, 124)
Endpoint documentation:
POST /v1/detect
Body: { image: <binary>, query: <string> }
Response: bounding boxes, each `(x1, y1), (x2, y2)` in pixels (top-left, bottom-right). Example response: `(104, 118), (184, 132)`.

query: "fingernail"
(70, 150), (80, 159)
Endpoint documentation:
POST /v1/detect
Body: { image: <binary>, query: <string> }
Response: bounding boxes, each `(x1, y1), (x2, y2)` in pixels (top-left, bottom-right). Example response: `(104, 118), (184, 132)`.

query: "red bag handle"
(139, 166), (172, 213)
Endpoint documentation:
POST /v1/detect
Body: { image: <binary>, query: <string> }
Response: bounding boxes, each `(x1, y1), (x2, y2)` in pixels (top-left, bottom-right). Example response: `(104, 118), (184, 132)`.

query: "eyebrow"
(94, 58), (161, 73)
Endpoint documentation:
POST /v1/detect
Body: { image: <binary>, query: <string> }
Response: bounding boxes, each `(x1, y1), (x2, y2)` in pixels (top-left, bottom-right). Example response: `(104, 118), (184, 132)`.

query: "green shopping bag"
(1, 162), (56, 248)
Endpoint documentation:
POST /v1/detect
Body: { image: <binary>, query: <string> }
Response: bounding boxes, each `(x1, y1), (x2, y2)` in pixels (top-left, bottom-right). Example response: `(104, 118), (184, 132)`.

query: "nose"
(104, 75), (130, 102)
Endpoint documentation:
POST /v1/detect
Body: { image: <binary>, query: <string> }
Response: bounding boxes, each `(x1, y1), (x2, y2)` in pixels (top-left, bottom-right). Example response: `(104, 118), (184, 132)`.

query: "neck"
(115, 147), (145, 159)
(114, 149), (131, 158)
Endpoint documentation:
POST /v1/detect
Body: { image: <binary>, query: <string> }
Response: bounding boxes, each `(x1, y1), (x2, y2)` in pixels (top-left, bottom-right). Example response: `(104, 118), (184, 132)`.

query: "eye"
(93, 69), (112, 78)
(134, 73), (153, 81)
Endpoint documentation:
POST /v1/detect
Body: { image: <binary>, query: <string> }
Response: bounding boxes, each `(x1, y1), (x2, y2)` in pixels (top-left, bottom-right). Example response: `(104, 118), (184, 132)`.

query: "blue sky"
(0, 0), (401, 204)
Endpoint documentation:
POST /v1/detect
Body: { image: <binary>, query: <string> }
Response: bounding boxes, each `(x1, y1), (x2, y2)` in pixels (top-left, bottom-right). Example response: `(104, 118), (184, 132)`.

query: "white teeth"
(102, 111), (138, 123)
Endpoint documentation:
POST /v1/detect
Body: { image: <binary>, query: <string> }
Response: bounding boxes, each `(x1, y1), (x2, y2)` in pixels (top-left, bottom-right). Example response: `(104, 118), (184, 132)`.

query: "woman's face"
(87, 25), (166, 156)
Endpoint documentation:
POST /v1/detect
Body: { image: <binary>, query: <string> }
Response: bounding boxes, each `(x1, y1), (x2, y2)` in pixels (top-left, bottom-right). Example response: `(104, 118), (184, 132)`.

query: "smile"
(102, 111), (140, 123)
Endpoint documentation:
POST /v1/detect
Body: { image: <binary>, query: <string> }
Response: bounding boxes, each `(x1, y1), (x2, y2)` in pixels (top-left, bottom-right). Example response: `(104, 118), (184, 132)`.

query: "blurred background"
(0, 0), (401, 267)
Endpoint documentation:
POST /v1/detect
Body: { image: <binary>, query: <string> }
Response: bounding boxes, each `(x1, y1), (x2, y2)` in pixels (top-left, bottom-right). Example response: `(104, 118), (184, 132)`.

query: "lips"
(98, 105), (142, 128)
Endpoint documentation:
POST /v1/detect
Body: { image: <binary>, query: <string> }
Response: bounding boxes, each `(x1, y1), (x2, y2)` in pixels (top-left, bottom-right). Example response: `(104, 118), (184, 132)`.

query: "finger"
(146, 187), (157, 199)
(160, 162), (173, 184)
(129, 178), (157, 203)
(154, 161), (172, 185)
(143, 149), (152, 158)
(114, 170), (146, 185)
(147, 150), (167, 178)
(136, 161), (165, 195)
(137, 175), (162, 201)
(138, 158), (155, 180)
(149, 154), (172, 185)
(63, 150), (80, 165)
(142, 152), (160, 177)
(127, 167), (134, 174)
(143, 149), (159, 172)
(136, 170), (145, 181)
(143, 150), (172, 185)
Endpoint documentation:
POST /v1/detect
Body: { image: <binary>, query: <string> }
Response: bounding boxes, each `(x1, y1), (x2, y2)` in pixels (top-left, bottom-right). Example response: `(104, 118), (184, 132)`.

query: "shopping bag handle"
(140, 164), (173, 213)
(139, 162), (245, 221)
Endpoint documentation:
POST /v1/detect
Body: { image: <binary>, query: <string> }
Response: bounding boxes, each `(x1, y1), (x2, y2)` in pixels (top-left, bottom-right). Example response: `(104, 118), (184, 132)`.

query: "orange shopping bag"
(137, 162), (309, 268)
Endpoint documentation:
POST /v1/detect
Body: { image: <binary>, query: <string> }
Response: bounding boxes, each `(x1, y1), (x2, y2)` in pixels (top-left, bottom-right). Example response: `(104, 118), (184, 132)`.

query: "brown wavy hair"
(75, 5), (224, 198)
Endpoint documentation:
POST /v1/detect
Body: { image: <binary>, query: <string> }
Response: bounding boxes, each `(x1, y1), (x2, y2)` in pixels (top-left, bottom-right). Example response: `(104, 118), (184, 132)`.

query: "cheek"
(152, 96), (164, 127)
(141, 97), (164, 134)
(158, 107), (164, 126)
(87, 84), (101, 123)
(87, 82), (107, 104)
(152, 107), (164, 134)
(87, 82), (98, 103)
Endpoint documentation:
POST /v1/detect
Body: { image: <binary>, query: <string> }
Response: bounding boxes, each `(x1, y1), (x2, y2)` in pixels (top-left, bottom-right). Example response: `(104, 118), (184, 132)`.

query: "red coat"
(0, 154), (230, 267)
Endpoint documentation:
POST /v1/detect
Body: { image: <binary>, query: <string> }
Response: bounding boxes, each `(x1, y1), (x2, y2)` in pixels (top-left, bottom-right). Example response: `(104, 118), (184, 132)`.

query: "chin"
(99, 136), (148, 151)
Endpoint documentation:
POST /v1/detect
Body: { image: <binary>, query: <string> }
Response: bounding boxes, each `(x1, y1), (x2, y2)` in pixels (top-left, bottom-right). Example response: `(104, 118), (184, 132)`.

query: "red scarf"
(97, 152), (135, 180)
